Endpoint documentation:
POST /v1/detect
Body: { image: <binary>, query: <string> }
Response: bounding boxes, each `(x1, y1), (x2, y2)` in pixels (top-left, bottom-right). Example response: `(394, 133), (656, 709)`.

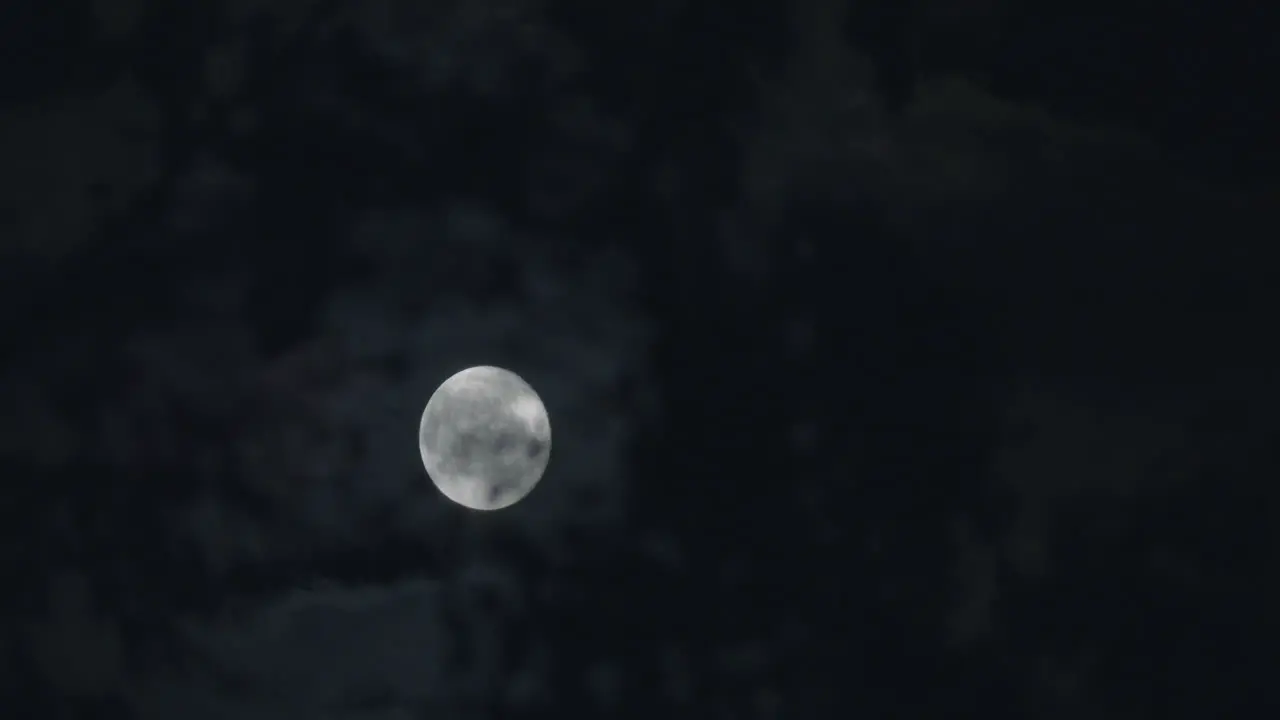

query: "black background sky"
(2, 0), (1277, 718)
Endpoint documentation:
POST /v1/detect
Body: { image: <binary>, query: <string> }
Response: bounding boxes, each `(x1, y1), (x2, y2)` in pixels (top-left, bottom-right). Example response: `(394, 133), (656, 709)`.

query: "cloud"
(92, 203), (654, 716)
(132, 580), (454, 719)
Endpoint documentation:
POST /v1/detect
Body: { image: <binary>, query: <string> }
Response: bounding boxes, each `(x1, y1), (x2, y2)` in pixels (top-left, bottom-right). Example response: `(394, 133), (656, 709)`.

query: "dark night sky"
(2, 0), (1276, 718)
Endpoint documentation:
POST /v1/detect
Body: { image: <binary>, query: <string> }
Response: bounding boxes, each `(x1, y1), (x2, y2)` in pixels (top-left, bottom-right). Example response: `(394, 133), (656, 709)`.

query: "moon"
(418, 365), (552, 511)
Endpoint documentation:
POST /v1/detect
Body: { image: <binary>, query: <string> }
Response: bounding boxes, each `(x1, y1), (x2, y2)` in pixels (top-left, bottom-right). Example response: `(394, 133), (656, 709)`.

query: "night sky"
(2, 0), (1276, 718)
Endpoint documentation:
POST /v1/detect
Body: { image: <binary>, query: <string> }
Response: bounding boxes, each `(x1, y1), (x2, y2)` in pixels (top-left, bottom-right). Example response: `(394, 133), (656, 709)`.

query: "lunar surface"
(418, 366), (552, 511)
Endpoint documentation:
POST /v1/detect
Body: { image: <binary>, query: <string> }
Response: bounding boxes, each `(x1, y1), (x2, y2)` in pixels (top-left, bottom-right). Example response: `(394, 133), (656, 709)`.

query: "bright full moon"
(418, 365), (552, 511)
